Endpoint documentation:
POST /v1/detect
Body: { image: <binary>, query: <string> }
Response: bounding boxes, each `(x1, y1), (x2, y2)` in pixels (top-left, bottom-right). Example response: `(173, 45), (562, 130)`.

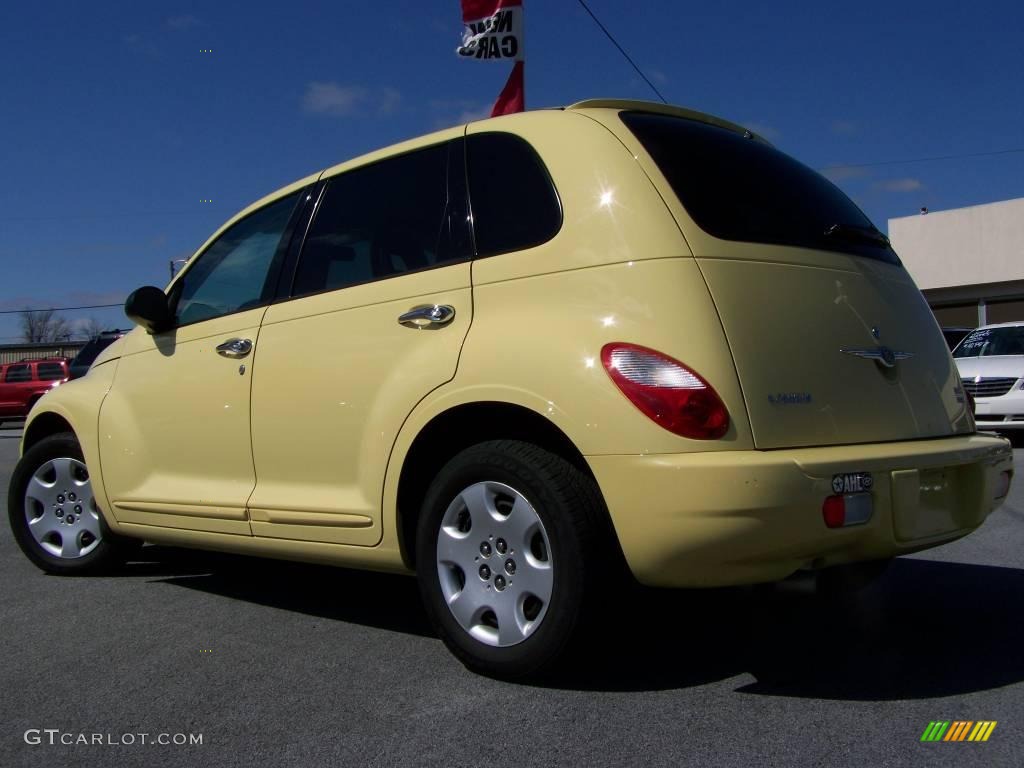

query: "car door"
(98, 189), (304, 535)
(0, 363), (34, 415)
(248, 135), (473, 545)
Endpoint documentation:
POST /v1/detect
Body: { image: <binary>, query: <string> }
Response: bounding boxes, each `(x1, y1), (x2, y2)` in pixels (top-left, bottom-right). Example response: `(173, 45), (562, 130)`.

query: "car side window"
(37, 362), (65, 380)
(171, 192), (300, 327)
(466, 132), (561, 257)
(291, 141), (470, 297)
(4, 364), (31, 383)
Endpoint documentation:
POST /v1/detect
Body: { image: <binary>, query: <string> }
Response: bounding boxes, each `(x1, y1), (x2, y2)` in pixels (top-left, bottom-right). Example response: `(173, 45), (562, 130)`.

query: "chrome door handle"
(397, 304), (456, 329)
(216, 338), (253, 358)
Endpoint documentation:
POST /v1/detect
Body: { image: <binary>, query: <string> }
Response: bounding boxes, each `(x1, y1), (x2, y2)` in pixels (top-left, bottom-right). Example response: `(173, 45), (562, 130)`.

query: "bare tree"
(81, 317), (106, 340)
(19, 309), (71, 343)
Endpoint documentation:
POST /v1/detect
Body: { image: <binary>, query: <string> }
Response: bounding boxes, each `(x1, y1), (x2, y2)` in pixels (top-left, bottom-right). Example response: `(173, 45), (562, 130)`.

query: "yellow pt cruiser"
(8, 100), (1014, 679)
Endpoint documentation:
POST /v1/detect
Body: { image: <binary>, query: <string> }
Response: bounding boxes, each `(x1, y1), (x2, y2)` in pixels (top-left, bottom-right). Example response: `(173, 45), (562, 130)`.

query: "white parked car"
(954, 322), (1024, 432)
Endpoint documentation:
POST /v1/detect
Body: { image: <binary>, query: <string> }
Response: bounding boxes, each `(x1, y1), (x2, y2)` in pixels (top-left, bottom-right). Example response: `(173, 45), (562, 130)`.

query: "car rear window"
(953, 326), (1024, 357)
(620, 112), (900, 264)
(71, 336), (120, 368)
(36, 362), (65, 380)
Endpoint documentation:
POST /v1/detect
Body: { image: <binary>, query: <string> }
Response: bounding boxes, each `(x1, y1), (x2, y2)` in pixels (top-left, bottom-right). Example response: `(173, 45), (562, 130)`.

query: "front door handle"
(397, 304), (456, 329)
(216, 338), (253, 358)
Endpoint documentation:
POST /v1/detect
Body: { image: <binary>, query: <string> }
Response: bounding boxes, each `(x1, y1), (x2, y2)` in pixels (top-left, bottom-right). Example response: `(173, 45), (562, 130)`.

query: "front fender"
(22, 361), (125, 534)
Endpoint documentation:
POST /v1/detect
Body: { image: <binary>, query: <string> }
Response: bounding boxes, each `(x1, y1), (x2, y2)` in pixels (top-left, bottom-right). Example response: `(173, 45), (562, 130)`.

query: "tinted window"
(173, 192), (300, 326)
(953, 326), (1024, 357)
(466, 133), (561, 256)
(4, 364), (30, 383)
(37, 362), (65, 380)
(71, 337), (113, 369)
(292, 142), (470, 297)
(621, 112), (899, 264)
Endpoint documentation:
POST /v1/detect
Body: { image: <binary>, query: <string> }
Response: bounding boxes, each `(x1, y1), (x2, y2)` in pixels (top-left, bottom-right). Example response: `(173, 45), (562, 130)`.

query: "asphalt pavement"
(1, 421), (1022, 767)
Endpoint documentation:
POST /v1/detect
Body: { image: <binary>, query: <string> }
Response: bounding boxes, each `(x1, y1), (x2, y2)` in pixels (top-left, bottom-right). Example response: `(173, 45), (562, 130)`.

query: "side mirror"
(124, 286), (172, 334)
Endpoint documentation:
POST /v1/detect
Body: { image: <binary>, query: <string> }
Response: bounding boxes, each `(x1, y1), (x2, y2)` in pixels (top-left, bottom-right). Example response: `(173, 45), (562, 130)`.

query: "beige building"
(889, 197), (1024, 328)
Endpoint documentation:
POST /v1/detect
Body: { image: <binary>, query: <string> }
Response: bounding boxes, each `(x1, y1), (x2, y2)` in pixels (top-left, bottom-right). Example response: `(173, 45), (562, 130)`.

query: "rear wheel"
(8, 432), (140, 574)
(416, 440), (609, 679)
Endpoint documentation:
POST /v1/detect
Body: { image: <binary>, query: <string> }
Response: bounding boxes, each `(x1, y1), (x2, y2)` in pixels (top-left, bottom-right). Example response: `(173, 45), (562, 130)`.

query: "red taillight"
(822, 493), (873, 528)
(601, 343), (729, 439)
(822, 496), (846, 528)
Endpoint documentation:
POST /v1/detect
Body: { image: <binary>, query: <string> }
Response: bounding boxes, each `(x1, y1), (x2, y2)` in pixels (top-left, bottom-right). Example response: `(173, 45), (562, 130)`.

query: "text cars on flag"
(457, 0), (524, 116)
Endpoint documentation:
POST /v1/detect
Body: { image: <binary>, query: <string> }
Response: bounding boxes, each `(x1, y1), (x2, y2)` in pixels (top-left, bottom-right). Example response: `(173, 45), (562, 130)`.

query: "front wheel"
(416, 440), (610, 680)
(8, 432), (140, 574)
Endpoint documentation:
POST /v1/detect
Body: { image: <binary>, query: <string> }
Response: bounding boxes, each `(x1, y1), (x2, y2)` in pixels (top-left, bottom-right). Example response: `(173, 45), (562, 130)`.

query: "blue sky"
(1, 0), (1022, 341)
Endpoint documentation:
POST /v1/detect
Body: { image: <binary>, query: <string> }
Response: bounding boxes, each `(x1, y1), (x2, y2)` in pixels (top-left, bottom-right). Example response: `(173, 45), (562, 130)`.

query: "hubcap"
(435, 481), (553, 647)
(23, 457), (101, 559)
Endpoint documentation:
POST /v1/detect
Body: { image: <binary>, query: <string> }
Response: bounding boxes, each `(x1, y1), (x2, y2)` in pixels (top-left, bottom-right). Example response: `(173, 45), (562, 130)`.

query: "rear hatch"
(615, 109), (968, 449)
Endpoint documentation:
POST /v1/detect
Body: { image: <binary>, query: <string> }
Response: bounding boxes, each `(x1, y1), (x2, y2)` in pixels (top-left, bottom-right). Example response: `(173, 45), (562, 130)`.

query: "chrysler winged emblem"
(841, 327), (913, 369)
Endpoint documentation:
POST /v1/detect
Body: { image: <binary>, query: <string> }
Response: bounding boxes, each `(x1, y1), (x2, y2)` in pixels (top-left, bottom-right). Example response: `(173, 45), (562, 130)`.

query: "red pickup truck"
(0, 358), (69, 427)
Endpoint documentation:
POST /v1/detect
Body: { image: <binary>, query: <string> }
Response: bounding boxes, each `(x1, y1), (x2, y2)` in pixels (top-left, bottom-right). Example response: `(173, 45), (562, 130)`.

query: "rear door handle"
(216, 338), (253, 358)
(397, 304), (456, 329)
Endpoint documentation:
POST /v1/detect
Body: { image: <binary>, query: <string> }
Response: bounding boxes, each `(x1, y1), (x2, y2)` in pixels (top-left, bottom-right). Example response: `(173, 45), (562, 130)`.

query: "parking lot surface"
(1, 422), (1022, 767)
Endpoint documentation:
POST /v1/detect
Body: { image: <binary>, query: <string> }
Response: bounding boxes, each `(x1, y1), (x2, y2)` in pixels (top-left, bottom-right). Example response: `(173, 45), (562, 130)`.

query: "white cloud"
(429, 99), (492, 127)
(820, 164), (870, 182)
(875, 177), (924, 192)
(377, 87), (401, 116)
(649, 69), (669, 86)
(744, 122), (781, 141)
(123, 33), (160, 57)
(831, 120), (858, 136)
(458, 104), (492, 123)
(167, 15), (202, 31)
(302, 82), (401, 117)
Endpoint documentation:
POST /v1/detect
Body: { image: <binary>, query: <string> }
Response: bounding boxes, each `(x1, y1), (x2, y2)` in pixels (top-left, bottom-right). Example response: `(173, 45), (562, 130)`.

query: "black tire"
(416, 440), (612, 680)
(8, 432), (140, 575)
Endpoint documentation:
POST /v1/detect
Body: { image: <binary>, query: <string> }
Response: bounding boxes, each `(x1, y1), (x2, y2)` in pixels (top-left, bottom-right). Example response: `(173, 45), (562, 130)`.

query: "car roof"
(566, 99), (767, 143)
(167, 99), (759, 292)
(972, 321), (1024, 330)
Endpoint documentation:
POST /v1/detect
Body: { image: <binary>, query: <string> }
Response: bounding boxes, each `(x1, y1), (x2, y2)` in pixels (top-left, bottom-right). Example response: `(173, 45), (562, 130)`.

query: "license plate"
(832, 472), (873, 495)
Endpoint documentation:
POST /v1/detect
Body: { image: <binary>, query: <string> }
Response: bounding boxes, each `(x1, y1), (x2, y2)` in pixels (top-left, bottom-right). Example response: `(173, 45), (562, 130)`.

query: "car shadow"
(549, 557), (1024, 697)
(135, 545), (433, 638)
(136, 548), (1023, 697)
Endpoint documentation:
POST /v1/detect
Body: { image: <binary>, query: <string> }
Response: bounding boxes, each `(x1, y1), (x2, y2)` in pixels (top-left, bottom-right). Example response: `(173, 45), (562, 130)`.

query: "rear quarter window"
(466, 132), (561, 257)
(620, 111), (899, 264)
(37, 362), (66, 380)
(3, 364), (31, 383)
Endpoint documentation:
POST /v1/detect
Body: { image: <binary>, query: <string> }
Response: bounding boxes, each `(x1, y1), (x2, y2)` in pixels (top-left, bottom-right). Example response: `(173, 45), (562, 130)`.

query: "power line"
(576, 0), (667, 104)
(0, 208), (231, 224)
(820, 147), (1024, 171)
(0, 303), (123, 315)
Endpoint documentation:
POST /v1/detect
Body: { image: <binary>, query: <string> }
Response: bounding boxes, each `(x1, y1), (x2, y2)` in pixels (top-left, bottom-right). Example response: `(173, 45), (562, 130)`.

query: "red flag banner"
(457, 0), (523, 61)
(491, 60), (524, 116)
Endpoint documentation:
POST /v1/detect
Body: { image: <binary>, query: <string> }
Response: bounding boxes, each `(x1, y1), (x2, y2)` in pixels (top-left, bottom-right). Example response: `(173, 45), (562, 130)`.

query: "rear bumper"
(588, 434), (1014, 588)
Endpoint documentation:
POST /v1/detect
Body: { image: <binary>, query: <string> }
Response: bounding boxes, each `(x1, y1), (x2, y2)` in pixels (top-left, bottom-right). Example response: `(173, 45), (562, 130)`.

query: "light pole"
(169, 258), (189, 280)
